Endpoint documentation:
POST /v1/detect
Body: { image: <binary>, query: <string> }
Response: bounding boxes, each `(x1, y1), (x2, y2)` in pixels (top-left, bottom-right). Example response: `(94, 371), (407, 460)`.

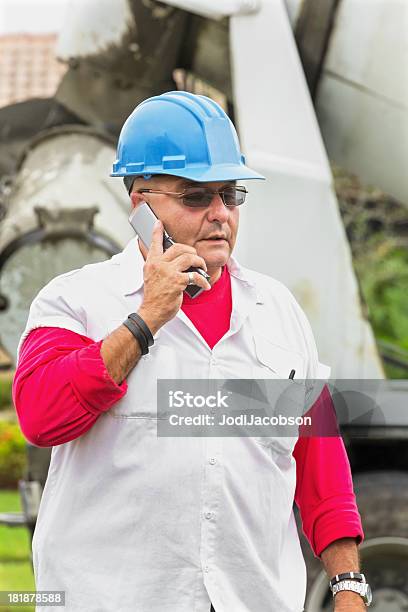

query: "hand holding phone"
(129, 202), (211, 299)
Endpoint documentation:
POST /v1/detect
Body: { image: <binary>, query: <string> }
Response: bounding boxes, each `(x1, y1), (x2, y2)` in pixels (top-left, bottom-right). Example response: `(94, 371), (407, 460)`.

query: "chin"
(197, 241), (231, 266)
(206, 253), (230, 269)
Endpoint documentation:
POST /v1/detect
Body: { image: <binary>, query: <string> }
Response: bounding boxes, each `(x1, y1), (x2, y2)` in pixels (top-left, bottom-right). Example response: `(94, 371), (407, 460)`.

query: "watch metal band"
(332, 580), (364, 596)
(331, 579), (372, 607)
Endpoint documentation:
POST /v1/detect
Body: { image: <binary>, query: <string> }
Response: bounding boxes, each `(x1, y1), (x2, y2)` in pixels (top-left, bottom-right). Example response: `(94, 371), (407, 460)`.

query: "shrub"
(0, 372), (13, 410)
(334, 165), (408, 378)
(0, 421), (26, 488)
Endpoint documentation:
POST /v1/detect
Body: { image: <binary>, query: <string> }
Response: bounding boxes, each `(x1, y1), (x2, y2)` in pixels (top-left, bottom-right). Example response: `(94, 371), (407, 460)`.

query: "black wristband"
(128, 313), (154, 347)
(123, 318), (149, 355)
(128, 317), (150, 351)
(329, 572), (365, 588)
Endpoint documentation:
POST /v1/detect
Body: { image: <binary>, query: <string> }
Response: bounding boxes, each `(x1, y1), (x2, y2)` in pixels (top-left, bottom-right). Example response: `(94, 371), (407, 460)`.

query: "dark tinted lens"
(183, 189), (213, 207)
(223, 188), (246, 206)
(182, 187), (246, 207)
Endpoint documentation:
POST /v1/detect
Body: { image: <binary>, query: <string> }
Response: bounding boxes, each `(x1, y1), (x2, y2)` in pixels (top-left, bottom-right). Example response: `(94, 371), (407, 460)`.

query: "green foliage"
(355, 238), (408, 352)
(0, 422), (26, 488)
(0, 373), (13, 410)
(333, 165), (408, 378)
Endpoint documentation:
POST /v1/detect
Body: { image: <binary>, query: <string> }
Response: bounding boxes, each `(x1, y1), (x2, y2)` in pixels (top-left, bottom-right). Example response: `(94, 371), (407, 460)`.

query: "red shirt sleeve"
(12, 327), (127, 447)
(293, 385), (364, 557)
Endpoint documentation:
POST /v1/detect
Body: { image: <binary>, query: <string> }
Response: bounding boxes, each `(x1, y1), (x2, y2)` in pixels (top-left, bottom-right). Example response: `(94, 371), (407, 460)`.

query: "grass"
(0, 489), (34, 612)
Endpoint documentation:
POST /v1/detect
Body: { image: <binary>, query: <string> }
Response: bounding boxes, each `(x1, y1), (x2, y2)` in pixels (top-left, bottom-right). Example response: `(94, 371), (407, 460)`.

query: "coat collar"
(118, 236), (265, 305)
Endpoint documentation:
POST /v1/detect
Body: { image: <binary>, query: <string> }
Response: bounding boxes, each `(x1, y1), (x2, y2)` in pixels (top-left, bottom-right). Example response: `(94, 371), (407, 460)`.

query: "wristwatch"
(329, 573), (372, 607)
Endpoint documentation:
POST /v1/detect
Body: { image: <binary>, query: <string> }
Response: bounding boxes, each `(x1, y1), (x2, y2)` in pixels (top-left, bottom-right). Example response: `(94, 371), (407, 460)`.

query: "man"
(13, 91), (369, 611)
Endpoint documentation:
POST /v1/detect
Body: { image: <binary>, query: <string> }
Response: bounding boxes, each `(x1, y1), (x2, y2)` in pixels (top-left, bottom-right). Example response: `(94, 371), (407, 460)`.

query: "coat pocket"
(252, 336), (307, 453)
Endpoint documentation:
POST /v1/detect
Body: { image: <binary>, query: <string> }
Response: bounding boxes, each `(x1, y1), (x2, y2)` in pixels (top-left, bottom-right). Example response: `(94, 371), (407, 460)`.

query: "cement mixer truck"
(0, 1), (407, 609)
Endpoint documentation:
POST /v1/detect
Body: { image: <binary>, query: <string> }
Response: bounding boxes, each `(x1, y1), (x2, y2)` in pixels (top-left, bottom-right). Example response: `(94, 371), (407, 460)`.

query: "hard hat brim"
(111, 164), (266, 182)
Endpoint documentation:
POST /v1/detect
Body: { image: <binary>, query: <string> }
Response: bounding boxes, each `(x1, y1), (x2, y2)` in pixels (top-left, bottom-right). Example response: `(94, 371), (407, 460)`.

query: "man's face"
(131, 175), (240, 273)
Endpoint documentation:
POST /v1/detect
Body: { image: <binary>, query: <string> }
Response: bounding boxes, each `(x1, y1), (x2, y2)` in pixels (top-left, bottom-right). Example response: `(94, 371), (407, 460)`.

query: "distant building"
(0, 33), (67, 108)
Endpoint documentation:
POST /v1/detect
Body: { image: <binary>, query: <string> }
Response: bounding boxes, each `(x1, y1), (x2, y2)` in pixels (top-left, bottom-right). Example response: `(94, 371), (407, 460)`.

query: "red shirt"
(13, 264), (363, 557)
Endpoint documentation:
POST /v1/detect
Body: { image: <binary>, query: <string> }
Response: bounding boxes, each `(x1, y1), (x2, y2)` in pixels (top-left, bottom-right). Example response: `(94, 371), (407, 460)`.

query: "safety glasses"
(138, 186), (248, 208)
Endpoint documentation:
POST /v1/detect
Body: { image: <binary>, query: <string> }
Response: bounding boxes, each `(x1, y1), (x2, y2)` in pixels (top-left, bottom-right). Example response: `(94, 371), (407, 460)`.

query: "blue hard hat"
(111, 90), (265, 183)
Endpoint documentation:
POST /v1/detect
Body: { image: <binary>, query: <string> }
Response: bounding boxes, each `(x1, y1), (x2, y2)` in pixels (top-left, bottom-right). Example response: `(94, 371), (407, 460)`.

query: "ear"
(130, 191), (144, 209)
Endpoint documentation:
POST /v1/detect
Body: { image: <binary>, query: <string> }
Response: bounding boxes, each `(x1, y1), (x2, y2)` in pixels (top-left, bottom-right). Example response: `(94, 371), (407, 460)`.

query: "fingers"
(181, 270), (211, 291)
(171, 252), (207, 273)
(147, 220), (164, 258)
(162, 242), (197, 262)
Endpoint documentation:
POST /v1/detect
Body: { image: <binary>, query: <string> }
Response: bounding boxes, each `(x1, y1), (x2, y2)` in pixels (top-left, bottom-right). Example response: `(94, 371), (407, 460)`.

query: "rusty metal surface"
(184, 15), (232, 102)
(54, 0), (233, 131)
(0, 98), (84, 178)
(295, 0), (340, 99)
(55, 0), (191, 132)
(0, 125), (131, 255)
(0, 126), (134, 361)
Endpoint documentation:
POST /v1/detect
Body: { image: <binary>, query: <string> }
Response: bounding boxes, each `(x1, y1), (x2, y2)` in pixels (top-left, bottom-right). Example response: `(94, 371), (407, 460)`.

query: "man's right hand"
(137, 220), (211, 334)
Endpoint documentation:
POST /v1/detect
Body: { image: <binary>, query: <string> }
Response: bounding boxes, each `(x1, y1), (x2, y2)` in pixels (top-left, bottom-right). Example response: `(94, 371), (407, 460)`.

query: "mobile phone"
(128, 202), (211, 299)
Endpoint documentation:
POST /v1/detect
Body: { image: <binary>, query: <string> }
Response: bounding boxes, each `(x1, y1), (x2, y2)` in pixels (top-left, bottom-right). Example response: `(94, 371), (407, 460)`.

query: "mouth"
(203, 236), (228, 242)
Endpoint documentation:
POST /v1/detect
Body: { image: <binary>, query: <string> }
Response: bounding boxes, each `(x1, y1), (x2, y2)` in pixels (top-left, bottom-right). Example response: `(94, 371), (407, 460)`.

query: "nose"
(206, 192), (230, 224)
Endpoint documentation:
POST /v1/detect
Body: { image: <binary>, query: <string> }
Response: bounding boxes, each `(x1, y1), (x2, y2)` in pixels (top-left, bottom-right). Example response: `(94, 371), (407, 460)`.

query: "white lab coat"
(17, 236), (329, 612)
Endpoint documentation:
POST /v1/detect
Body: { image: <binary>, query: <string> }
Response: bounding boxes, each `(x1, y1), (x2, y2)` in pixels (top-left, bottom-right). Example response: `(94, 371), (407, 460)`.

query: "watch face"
(364, 584), (373, 606)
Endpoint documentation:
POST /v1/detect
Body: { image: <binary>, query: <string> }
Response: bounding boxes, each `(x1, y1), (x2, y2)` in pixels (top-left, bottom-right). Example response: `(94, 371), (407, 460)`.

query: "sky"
(0, 0), (69, 34)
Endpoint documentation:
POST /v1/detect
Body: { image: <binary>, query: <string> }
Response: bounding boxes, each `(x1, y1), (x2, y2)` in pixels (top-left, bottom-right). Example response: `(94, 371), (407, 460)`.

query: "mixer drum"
(0, 125), (134, 363)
